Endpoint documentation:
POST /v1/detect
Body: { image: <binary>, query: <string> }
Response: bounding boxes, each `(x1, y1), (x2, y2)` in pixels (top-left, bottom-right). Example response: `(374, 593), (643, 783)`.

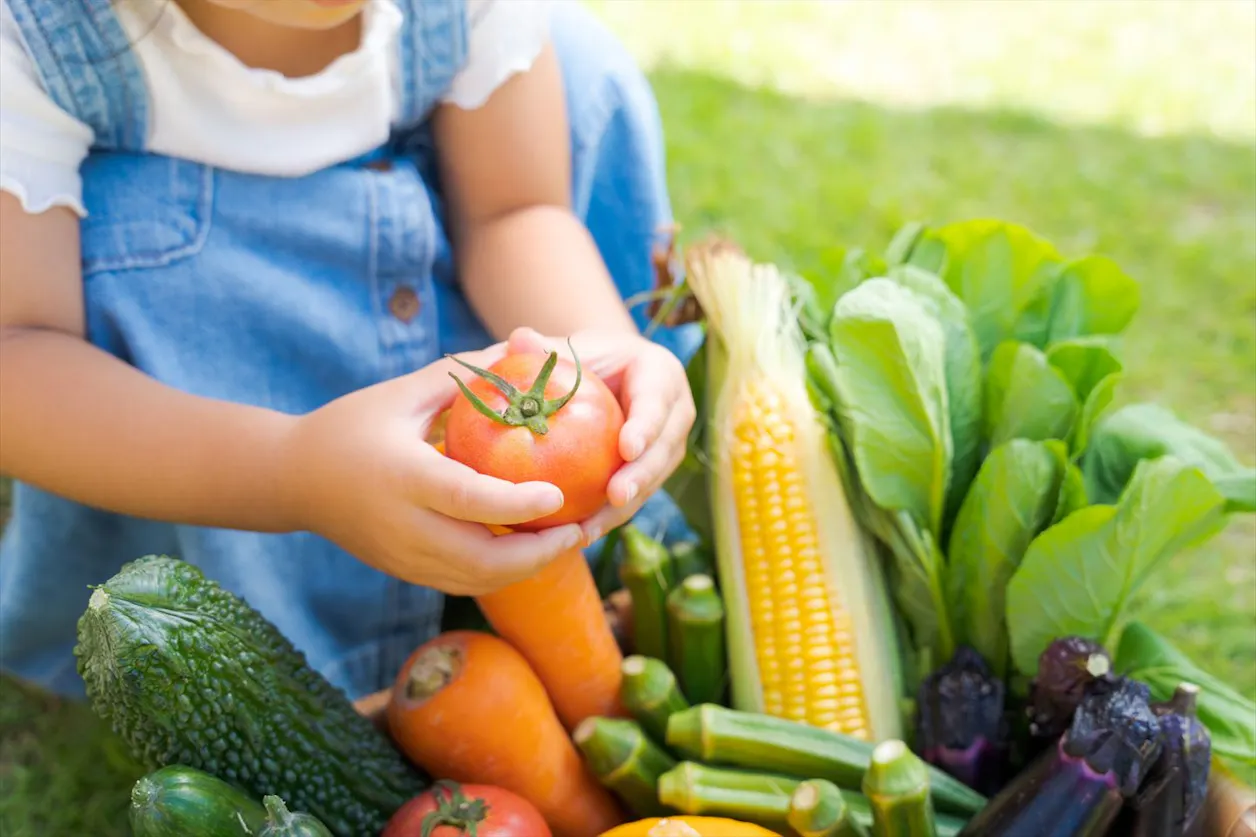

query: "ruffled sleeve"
(441, 0), (554, 110)
(0, 1), (94, 216)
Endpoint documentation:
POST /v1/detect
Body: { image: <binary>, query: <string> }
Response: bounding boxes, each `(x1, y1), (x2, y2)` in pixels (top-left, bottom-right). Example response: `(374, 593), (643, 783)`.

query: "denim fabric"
(0, 0), (700, 700)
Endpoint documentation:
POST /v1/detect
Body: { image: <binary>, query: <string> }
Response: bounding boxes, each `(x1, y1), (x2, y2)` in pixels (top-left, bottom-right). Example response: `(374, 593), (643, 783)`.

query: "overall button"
(389, 286), (421, 323)
(366, 159), (394, 172)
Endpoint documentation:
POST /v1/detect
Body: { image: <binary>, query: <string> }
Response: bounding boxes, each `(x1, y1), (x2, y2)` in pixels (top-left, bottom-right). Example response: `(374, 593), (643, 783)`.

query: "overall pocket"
(79, 154), (212, 276)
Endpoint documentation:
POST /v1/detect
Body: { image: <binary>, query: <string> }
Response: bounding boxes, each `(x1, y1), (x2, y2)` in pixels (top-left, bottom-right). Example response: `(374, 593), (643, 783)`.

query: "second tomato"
(382, 782), (552, 837)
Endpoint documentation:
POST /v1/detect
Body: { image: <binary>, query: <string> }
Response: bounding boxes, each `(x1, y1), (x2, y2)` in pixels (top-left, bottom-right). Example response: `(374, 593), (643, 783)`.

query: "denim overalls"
(0, 0), (700, 701)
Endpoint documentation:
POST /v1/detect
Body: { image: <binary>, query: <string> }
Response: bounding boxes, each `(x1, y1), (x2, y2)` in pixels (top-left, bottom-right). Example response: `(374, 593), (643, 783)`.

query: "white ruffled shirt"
(0, 0), (553, 216)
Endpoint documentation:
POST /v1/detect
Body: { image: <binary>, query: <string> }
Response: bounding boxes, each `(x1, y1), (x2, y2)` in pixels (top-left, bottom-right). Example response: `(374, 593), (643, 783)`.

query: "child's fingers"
(439, 522), (585, 595)
(619, 351), (692, 459)
(609, 407), (690, 504)
(413, 452), (564, 525)
(506, 326), (551, 356)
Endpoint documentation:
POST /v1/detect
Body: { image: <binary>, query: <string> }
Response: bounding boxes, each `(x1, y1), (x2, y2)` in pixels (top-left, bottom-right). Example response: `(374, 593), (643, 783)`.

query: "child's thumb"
(506, 326), (553, 356)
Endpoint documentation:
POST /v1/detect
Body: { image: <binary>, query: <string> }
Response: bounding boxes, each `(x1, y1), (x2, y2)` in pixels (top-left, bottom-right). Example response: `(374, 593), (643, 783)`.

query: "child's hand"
(505, 327), (697, 544)
(280, 345), (584, 596)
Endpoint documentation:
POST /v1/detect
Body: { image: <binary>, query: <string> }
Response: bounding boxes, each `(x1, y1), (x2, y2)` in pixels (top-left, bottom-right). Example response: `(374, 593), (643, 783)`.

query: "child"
(0, 0), (699, 701)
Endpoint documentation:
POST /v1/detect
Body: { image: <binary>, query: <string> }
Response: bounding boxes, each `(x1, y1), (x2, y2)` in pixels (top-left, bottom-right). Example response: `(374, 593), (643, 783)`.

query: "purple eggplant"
(1118, 683), (1212, 837)
(957, 676), (1163, 837)
(916, 646), (1010, 796)
(1027, 636), (1114, 745)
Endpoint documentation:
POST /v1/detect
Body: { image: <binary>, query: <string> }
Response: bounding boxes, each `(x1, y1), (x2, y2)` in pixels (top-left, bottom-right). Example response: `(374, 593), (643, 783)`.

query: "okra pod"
(657, 761), (800, 829)
(665, 575), (726, 706)
(574, 716), (676, 818)
(658, 762), (966, 837)
(621, 655), (691, 744)
(862, 740), (938, 837)
(670, 540), (714, 582)
(620, 525), (676, 661)
(789, 779), (871, 837)
(665, 704), (986, 817)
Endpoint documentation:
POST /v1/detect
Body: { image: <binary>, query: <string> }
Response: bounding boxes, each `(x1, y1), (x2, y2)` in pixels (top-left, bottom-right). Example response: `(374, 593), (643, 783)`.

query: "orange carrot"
(432, 439), (628, 730)
(388, 631), (626, 837)
(477, 544), (629, 731)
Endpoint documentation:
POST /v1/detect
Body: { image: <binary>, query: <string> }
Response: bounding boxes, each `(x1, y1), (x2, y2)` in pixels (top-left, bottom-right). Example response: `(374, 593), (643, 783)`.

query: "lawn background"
(3, 2), (1254, 834)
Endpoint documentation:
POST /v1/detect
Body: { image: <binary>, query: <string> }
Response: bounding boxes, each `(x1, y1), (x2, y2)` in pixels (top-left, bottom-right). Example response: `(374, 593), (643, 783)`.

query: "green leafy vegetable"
(1084, 403), (1256, 512)
(946, 439), (1069, 677)
(1014, 255), (1140, 347)
(828, 278), (952, 536)
(983, 341), (1079, 447)
(905, 220), (1063, 358)
(1117, 621), (1256, 765)
(887, 264), (984, 533)
(663, 330), (713, 544)
(826, 278), (955, 663)
(1006, 456), (1227, 674)
(1045, 338), (1124, 454)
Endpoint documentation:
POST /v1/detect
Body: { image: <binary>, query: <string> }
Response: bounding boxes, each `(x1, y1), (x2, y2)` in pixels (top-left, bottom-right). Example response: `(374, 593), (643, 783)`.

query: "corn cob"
(684, 247), (902, 741)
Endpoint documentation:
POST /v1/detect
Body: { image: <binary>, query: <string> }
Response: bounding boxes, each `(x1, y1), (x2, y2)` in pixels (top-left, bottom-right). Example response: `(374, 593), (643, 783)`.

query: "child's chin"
(243, 0), (367, 31)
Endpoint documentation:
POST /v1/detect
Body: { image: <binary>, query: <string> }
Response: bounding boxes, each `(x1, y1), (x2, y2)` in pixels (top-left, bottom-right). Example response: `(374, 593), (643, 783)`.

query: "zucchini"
(574, 716), (676, 817)
(76, 555), (426, 836)
(129, 764), (268, 837)
(620, 525), (676, 660)
(259, 796), (335, 837)
(621, 655), (691, 743)
(657, 762), (967, 837)
(863, 741), (938, 837)
(665, 575), (726, 705)
(790, 779), (870, 837)
(665, 705), (986, 817)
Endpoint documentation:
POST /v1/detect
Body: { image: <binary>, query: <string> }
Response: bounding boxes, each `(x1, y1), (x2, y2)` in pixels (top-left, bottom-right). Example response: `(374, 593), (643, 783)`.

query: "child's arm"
(0, 194), (579, 593)
(0, 196), (301, 533)
(433, 46), (698, 543)
(433, 44), (638, 339)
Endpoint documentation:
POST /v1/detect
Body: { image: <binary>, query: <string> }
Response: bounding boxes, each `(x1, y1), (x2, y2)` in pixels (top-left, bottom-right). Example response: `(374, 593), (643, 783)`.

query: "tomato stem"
(446, 339), (583, 436)
(420, 781), (489, 837)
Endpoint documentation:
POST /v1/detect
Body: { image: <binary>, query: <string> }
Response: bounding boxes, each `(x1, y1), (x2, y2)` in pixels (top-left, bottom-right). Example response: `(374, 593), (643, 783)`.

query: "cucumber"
(863, 741), (938, 837)
(620, 655), (691, 744)
(129, 765), (267, 837)
(574, 716), (676, 817)
(259, 796), (335, 837)
(76, 555), (426, 836)
(665, 704), (986, 817)
(620, 525), (676, 660)
(665, 575), (726, 705)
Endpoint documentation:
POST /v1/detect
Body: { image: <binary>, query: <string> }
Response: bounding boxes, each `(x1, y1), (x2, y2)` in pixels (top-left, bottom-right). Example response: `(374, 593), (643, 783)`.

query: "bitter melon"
(76, 554), (425, 836)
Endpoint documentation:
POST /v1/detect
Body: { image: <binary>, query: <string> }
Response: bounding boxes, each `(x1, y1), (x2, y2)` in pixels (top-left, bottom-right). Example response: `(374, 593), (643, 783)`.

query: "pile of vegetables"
(655, 220), (1256, 836)
(67, 216), (1255, 837)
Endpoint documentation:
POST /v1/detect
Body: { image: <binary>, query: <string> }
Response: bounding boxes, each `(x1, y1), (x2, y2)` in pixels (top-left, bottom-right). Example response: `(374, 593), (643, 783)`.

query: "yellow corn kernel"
(729, 379), (872, 739)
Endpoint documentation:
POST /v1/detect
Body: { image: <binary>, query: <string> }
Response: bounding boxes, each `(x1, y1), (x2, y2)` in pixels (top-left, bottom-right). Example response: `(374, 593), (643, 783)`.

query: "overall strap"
(4, 0), (149, 152)
(394, 0), (469, 126)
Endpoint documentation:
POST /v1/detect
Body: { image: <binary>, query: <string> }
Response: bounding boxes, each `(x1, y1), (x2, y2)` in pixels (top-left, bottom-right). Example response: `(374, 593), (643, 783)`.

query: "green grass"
(3, 2), (1255, 834)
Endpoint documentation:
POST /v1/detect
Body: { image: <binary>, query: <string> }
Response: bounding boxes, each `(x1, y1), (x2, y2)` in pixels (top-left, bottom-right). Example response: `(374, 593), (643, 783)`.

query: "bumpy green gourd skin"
(76, 555), (426, 836)
(129, 765), (268, 837)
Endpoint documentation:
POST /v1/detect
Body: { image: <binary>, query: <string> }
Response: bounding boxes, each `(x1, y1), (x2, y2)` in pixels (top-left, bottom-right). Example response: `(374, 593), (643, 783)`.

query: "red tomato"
(383, 782), (553, 837)
(445, 350), (624, 532)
